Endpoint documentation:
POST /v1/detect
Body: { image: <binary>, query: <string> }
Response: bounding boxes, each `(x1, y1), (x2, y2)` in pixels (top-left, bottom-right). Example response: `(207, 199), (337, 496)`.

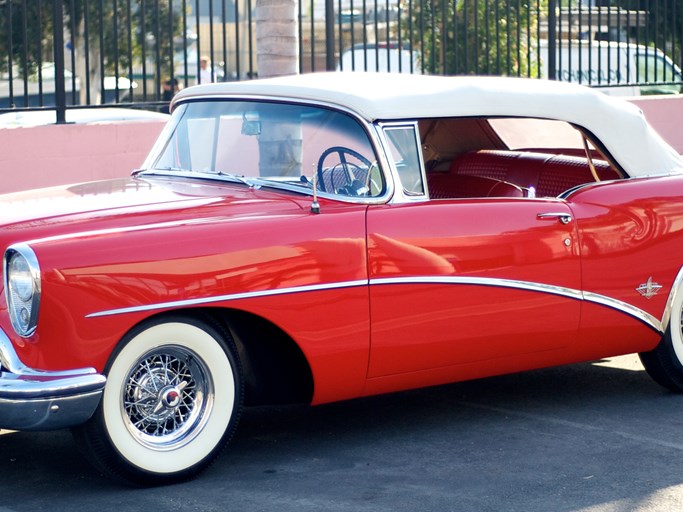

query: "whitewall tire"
(74, 315), (243, 485)
(640, 286), (683, 392)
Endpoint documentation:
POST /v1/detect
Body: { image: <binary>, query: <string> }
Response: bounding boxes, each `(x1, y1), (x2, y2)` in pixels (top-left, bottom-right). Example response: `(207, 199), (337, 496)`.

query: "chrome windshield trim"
(143, 95), (395, 205)
(86, 279), (369, 318)
(136, 169), (262, 188)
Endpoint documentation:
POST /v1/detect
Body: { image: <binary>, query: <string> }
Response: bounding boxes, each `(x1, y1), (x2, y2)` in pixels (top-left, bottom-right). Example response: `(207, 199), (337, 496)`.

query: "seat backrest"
(537, 154), (619, 197)
(427, 173), (524, 199)
(449, 150), (620, 197)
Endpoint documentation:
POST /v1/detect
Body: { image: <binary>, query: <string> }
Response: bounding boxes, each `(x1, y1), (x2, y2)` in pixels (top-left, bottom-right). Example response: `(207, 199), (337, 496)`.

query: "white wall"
(0, 120), (165, 194)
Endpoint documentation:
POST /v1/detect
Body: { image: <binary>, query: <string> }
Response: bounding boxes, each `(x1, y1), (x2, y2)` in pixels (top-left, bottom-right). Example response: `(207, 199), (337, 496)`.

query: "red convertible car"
(2, 73), (683, 485)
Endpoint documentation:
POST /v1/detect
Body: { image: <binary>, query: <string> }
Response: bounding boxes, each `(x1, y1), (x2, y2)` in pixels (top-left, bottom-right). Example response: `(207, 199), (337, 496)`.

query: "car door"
(366, 197), (582, 378)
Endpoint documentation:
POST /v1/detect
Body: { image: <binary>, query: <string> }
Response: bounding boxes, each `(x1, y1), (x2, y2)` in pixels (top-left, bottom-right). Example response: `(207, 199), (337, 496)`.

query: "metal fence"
(1, 0), (682, 121)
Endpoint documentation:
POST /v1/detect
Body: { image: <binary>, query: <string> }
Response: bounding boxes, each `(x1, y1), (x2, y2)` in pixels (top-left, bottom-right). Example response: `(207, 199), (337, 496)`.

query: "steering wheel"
(316, 146), (374, 196)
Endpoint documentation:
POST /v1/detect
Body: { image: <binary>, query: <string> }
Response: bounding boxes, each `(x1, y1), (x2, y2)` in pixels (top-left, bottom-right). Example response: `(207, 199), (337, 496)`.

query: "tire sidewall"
(100, 316), (239, 477)
(667, 288), (683, 369)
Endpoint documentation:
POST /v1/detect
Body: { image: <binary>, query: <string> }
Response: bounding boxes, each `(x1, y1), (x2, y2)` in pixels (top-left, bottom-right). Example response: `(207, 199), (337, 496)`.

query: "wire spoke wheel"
(122, 347), (212, 449)
(73, 316), (243, 485)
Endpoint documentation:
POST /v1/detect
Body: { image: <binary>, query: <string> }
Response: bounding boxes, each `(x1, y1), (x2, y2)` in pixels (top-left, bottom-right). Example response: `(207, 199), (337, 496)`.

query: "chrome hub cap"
(162, 387), (181, 408)
(121, 346), (214, 450)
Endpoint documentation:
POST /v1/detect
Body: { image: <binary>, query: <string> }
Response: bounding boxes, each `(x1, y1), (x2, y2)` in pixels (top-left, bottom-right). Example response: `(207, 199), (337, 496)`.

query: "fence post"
(325, 0), (335, 71)
(547, 0), (557, 80)
(52, 0), (67, 124)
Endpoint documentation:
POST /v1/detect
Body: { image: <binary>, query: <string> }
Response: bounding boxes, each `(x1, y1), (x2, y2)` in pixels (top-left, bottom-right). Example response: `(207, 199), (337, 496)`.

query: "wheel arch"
(118, 307), (315, 407)
(214, 308), (315, 406)
(658, 266), (683, 336)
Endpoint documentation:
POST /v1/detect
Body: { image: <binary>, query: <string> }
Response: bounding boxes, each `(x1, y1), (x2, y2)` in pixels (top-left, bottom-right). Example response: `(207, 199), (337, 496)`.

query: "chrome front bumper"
(0, 329), (106, 431)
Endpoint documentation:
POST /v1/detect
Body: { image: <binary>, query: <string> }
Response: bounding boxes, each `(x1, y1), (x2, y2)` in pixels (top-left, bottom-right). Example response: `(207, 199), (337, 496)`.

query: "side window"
(421, 116), (623, 201)
(382, 124), (425, 196)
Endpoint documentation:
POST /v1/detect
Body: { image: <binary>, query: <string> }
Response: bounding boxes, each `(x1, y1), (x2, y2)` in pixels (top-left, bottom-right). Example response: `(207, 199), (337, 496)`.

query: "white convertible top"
(173, 72), (683, 177)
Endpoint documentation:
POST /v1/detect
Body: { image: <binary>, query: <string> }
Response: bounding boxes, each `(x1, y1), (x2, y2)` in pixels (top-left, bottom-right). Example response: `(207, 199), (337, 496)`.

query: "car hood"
(0, 176), (305, 245)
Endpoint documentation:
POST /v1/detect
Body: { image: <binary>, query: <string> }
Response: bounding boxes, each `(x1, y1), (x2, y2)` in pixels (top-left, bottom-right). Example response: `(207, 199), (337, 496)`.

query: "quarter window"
(382, 125), (425, 196)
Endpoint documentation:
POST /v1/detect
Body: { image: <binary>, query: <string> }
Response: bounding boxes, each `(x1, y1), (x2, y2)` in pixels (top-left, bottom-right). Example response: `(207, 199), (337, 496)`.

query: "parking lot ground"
(2, 354), (683, 512)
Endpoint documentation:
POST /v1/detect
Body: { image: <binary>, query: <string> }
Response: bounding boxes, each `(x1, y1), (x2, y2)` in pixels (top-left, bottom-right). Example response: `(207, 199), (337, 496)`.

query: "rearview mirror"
(241, 117), (261, 136)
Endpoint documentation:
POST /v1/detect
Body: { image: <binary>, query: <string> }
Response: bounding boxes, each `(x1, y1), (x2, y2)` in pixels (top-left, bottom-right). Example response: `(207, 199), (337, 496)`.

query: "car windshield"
(144, 99), (384, 198)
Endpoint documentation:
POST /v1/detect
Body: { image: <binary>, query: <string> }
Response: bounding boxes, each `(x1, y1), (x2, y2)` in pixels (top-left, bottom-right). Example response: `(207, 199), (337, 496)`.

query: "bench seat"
(427, 173), (524, 199)
(447, 150), (620, 198)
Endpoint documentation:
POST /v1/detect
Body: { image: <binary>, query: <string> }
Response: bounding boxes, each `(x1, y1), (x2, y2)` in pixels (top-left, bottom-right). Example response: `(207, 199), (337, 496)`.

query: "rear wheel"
(639, 289), (683, 392)
(73, 315), (243, 485)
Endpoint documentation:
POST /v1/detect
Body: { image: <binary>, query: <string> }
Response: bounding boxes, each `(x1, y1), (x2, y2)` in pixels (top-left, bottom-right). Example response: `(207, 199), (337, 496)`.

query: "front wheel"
(639, 289), (683, 392)
(73, 315), (243, 485)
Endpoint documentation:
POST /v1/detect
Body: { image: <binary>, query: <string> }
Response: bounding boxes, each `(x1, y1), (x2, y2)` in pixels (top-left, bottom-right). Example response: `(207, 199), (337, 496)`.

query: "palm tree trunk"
(255, 0), (299, 78)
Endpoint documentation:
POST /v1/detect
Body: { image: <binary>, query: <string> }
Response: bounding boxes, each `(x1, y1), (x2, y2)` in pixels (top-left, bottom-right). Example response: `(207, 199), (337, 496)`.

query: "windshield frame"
(138, 97), (396, 205)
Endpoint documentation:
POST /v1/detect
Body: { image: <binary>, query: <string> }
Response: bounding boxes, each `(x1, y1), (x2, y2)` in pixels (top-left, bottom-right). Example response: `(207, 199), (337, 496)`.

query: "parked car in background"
(338, 42), (421, 74)
(0, 63), (136, 107)
(0, 107), (168, 128)
(2, 73), (683, 486)
(541, 40), (683, 96)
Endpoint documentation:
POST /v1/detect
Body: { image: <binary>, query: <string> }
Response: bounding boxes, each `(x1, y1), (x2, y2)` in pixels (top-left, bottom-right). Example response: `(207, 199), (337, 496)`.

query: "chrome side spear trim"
(86, 272), (677, 335)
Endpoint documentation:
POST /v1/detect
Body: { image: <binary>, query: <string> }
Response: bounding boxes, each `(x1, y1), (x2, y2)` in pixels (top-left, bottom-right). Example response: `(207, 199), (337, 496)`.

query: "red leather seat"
(448, 150), (620, 197)
(427, 173), (524, 199)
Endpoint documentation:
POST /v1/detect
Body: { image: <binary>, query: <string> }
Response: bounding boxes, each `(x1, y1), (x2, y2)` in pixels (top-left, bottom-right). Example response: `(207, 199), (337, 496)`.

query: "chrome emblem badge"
(636, 277), (662, 299)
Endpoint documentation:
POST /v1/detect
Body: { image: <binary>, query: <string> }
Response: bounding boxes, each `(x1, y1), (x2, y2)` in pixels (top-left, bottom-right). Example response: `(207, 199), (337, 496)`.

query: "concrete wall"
(631, 96), (683, 155)
(0, 95), (681, 196)
(0, 120), (165, 195)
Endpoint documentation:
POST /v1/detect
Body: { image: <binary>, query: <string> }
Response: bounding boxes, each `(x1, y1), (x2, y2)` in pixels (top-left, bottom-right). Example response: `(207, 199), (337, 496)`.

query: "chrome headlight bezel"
(3, 244), (41, 338)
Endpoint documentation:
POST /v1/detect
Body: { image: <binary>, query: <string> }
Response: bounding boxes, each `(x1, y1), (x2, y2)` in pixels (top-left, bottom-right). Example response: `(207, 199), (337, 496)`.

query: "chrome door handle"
(537, 212), (573, 224)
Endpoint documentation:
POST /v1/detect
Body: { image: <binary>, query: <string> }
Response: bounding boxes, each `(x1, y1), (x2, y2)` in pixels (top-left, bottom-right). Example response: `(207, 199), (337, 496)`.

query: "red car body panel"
(366, 199), (581, 377)
(571, 176), (683, 321)
(0, 178), (373, 403)
(2, 172), (682, 405)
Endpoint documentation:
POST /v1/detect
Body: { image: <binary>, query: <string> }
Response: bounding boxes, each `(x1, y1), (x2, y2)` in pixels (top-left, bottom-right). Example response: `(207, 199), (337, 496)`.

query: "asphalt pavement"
(2, 354), (683, 512)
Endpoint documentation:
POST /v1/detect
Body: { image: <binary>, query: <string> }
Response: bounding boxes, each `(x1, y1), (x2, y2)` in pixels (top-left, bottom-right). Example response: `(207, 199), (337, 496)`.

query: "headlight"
(4, 244), (41, 337)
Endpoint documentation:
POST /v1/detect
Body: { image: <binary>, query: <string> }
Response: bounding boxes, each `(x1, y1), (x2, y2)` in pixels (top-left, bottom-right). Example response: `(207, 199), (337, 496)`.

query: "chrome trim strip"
(0, 328), (104, 382)
(135, 171), (389, 206)
(370, 276), (584, 301)
(582, 291), (661, 332)
(86, 279), (369, 318)
(87, 274), (663, 333)
(370, 276), (662, 333)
